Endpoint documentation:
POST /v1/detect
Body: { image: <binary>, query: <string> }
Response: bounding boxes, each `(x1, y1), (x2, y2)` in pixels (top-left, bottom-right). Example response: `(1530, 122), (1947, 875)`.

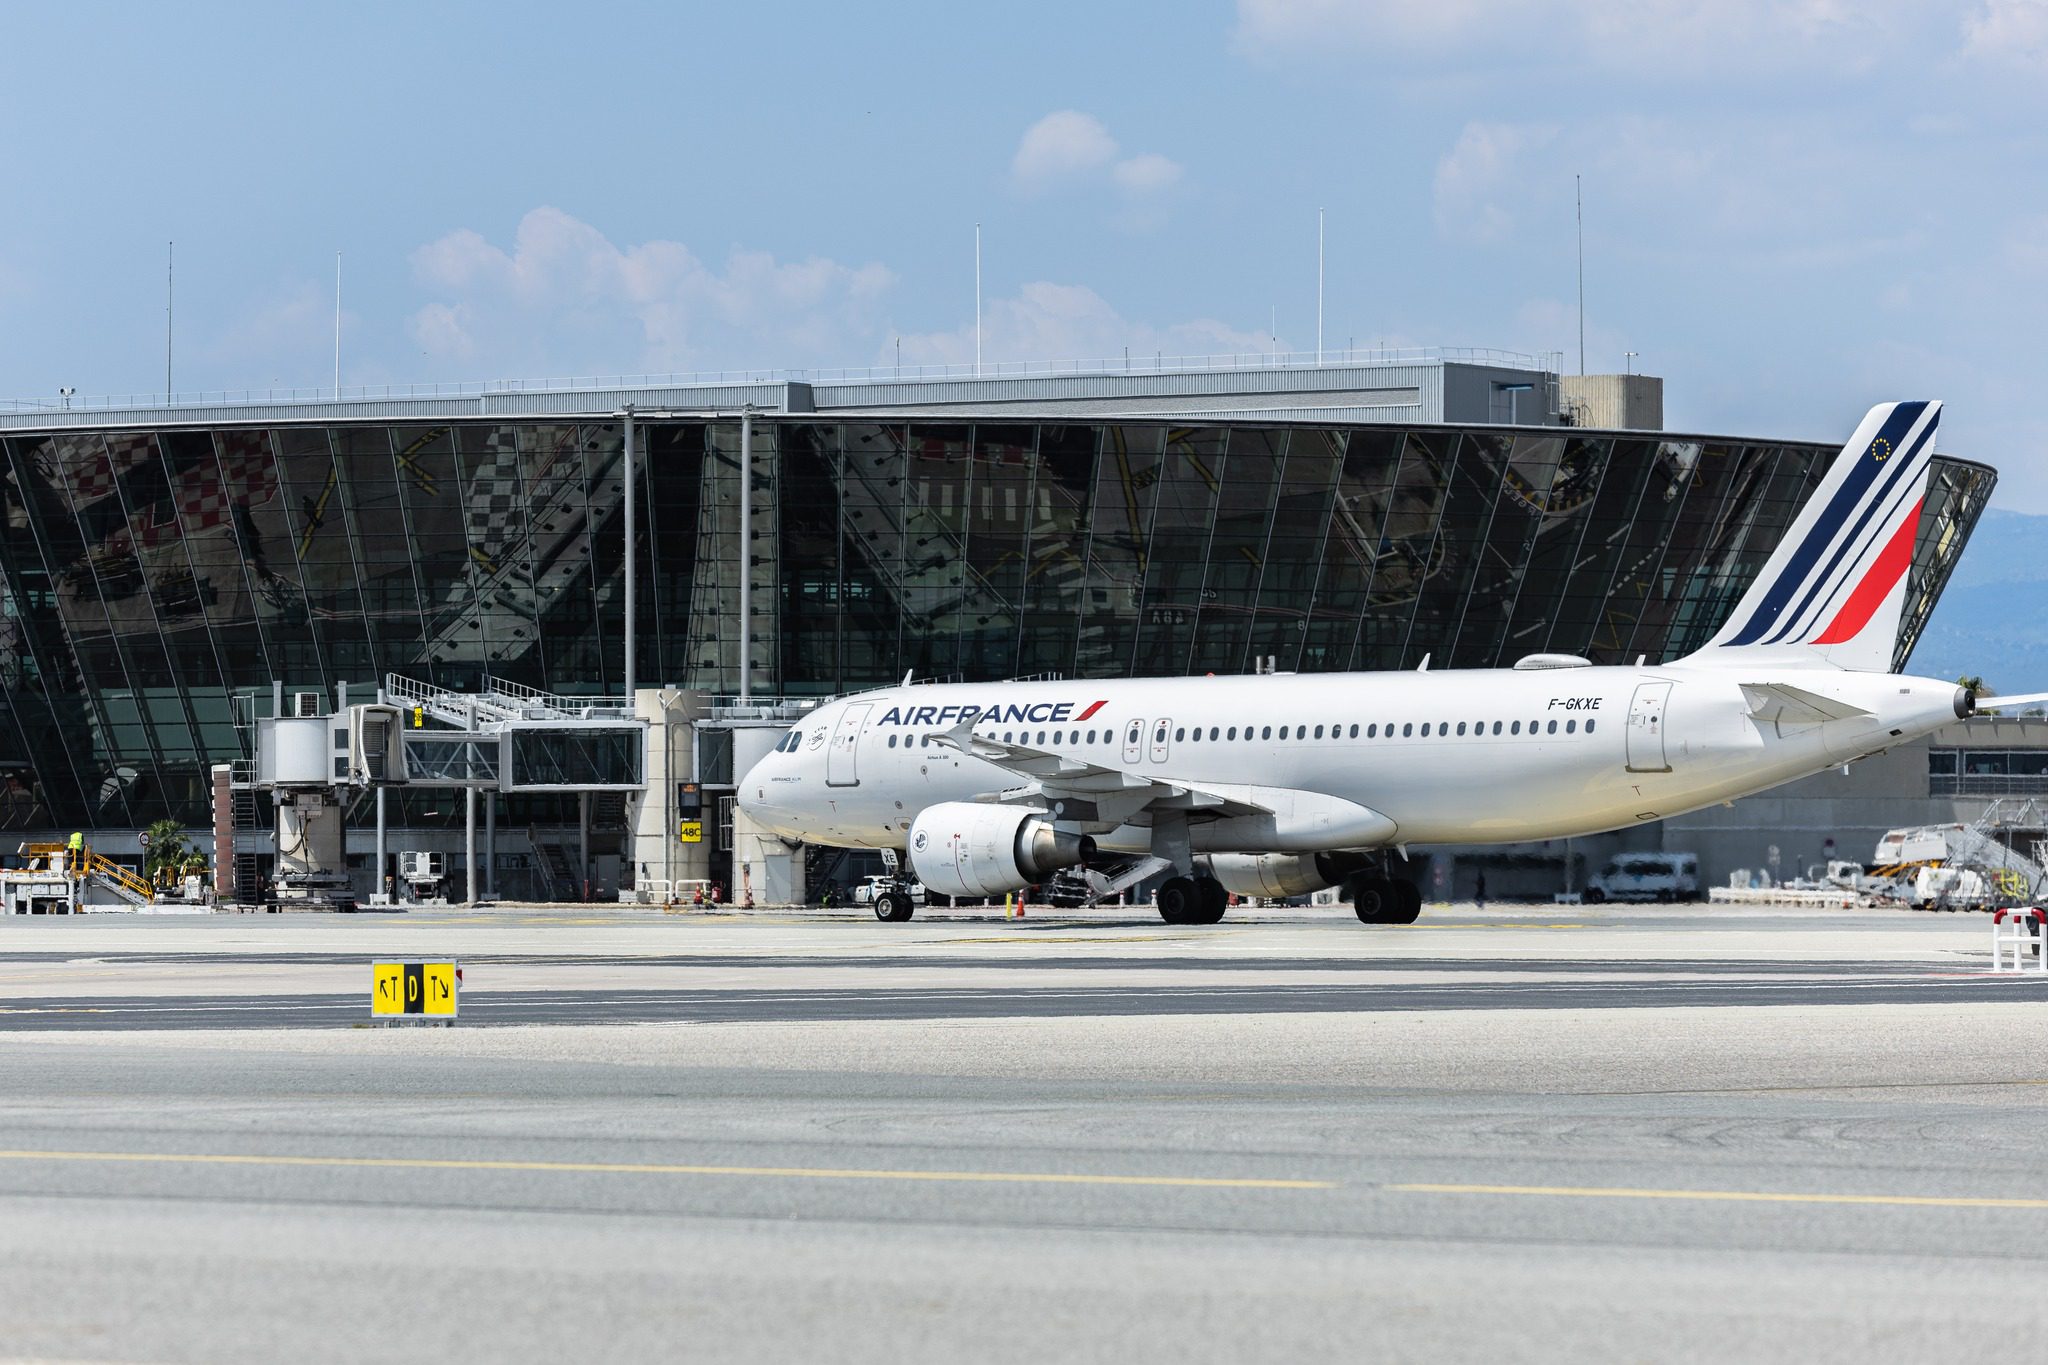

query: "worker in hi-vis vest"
(66, 830), (84, 876)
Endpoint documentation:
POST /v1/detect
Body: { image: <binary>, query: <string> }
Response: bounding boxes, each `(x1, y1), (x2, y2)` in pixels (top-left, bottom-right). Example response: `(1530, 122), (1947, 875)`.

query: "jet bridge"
(237, 677), (647, 907)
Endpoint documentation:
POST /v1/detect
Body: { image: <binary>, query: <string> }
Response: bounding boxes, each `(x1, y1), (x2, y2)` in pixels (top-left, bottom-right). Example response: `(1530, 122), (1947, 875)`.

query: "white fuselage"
(739, 665), (1963, 854)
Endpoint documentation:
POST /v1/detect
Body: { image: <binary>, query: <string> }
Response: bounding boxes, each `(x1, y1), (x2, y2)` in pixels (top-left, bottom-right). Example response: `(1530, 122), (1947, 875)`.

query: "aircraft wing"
(1741, 682), (1873, 726)
(926, 715), (1271, 827)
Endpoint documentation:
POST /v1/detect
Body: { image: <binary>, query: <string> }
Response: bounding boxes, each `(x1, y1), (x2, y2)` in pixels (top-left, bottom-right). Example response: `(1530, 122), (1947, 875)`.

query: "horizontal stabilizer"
(1741, 682), (1872, 726)
(1971, 691), (2048, 713)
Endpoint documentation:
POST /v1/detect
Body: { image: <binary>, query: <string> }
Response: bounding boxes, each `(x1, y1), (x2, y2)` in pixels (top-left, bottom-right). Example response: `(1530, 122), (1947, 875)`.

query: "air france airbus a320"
(742, 401), (2044, 926)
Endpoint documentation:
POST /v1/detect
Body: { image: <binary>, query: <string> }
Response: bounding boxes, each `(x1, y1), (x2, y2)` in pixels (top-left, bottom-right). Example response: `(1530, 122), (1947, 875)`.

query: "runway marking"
(1391, 1182), (2048, 1210)
(929, 935), (1220, 946)
(1414, 923), (1585, 930)
(0, 1148), (1332, 1191)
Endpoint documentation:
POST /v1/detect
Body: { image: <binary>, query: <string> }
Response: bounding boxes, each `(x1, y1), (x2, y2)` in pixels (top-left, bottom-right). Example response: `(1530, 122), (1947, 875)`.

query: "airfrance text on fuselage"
(878, 699), (1108, 727)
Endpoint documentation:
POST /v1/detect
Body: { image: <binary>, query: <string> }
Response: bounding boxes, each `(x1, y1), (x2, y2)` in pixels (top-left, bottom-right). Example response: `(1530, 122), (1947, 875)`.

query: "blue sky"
(5, 1), (2047, 505)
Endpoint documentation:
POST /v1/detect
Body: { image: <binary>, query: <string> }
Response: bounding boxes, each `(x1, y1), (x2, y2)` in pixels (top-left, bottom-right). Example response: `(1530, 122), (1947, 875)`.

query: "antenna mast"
(165, 241), (174, 405)
(1575, 174), (1585, 376)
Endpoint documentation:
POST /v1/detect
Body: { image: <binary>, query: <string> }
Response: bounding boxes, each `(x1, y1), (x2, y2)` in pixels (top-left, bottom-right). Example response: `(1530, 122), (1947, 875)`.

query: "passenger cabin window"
(1586, 719), (1596, 734)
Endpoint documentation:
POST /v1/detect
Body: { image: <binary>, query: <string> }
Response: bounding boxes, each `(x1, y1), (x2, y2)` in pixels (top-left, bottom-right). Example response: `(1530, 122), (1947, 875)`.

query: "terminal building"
(0, 352), (1998, 902)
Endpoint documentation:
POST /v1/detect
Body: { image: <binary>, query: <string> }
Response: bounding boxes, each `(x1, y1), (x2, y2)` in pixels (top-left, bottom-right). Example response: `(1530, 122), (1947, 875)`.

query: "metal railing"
(2, 346), (1563, 417)
(1931, 774), (2048, 798)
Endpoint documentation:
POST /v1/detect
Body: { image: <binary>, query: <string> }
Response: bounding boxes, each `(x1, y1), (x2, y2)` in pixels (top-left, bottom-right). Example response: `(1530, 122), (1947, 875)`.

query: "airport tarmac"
(3, 901), (2047, 1363)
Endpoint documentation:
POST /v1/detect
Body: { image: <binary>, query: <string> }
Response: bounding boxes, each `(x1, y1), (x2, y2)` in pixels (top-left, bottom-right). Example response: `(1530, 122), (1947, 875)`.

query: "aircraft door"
(1625, 683), (1672, 773)
(1123, 718), (1145, 765)
(1149, 717), (1172, 764)
(826, 702), (872, 787)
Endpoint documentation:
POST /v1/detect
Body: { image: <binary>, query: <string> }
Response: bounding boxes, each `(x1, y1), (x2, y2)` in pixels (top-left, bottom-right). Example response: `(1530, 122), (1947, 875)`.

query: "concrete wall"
(1559, 374), (1664, 431)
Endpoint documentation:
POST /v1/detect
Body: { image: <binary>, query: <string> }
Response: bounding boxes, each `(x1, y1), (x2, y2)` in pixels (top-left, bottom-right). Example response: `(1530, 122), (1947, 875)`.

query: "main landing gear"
(1156, 874), (1228, 926)
(1345, 874), (1422, 925)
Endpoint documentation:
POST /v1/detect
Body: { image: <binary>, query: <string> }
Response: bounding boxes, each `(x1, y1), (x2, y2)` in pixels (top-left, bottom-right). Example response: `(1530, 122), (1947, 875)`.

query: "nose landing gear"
(873, 890), (916, 922)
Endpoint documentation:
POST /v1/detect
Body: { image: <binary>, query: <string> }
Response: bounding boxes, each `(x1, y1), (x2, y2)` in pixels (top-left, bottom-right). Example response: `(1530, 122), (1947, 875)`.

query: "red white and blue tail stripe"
(1691, 400), (1940, 672)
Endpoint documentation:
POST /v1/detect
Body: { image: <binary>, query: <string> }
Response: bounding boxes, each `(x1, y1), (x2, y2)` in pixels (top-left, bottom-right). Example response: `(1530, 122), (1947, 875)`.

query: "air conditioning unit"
(289, 692), (323, 718)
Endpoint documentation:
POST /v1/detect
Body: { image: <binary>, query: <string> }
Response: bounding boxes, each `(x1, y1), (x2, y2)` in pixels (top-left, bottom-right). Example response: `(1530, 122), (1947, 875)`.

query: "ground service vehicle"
(1585, 853), (1701, 903)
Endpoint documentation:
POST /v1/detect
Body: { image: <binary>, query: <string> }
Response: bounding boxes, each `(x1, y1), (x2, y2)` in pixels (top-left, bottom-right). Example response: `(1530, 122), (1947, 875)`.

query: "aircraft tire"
(1190, 876), (1228, 924)
(1388, 879), (1423, 924)
(1348, 876), (1395, 924)
(1156, 876), (1199, 925)
(875, 892), (915, 923)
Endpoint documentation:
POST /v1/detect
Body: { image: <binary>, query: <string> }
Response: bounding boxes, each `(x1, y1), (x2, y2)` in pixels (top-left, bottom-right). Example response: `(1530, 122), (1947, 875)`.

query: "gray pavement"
(2, 902), (2047, 1362)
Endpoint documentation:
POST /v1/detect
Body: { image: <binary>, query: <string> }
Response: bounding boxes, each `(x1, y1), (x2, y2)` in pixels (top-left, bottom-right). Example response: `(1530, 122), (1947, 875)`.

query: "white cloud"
(1961, 0), (2048, 70)
(892, 281), (1267, 368)
(1432, 121), (1555, 244)
(407, 208), (894, 373)
(1009, 111), (1185, 213)
(1112, 153), (1185, 196)
(1011, 111), (1120, 190)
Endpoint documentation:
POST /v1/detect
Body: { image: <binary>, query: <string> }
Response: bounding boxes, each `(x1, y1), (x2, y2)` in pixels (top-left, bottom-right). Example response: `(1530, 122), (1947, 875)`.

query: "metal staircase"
(1047, 855), (1173, 907)
(21, 843), (152, 905)
(528, 829), (580, 899)
(384, 673), (621, 730)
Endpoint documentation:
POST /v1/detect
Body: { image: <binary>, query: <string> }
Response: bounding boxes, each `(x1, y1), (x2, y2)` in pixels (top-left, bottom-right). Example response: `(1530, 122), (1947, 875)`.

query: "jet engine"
(1206, 851), (1375, 899)
(908, 802), (1096, 898)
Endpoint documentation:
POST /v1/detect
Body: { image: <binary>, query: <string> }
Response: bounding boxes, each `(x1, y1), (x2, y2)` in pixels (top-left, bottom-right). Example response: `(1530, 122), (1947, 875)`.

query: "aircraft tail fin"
(1687, 400), (1940, 672)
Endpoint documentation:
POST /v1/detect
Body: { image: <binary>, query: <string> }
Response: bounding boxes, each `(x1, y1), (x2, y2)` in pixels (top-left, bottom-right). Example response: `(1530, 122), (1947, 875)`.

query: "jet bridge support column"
(464, 698), (478, 906)
(484, 791), (496, 900)
(375, 787), (387, 903)
(578, 791), (591, 900)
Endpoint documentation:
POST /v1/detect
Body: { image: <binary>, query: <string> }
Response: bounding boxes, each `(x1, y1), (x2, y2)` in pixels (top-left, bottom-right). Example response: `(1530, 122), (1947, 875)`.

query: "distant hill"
(1906, 508), (2048, 690)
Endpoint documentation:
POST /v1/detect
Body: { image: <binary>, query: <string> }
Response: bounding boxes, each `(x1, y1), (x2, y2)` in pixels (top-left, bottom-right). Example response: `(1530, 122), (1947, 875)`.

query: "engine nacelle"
(1206, 851), (1375, 899)
(908, 802), (1096, 898)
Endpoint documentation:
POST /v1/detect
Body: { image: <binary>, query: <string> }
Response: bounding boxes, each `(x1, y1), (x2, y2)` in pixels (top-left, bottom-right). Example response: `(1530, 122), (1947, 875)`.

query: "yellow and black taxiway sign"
(371, 961), (460, 1019)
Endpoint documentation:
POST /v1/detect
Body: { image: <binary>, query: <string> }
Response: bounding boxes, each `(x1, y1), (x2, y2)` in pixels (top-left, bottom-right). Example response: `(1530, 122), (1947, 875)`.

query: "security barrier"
(1989, 908), (2047, 973)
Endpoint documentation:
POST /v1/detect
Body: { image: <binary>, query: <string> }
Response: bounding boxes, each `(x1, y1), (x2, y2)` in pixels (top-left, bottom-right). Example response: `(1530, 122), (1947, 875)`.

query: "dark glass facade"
(0, 417), (1994, 830)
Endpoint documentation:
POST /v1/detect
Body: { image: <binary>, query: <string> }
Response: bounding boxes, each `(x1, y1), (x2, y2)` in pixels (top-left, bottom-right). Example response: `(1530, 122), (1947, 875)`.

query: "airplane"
(739, 400), (2048, 925)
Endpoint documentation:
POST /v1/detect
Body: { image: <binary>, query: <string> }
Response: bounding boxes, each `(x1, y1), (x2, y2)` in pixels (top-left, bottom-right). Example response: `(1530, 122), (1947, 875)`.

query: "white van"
(1585, 852), (1700, 903)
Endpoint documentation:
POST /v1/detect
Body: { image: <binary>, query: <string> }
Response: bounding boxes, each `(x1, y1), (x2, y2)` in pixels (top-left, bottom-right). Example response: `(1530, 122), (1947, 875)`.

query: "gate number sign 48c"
(372, 961), (460, 1018)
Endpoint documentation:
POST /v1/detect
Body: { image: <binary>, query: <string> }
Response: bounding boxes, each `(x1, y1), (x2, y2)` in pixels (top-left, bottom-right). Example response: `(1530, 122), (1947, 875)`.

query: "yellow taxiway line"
(0, 1148), (1330, 1191)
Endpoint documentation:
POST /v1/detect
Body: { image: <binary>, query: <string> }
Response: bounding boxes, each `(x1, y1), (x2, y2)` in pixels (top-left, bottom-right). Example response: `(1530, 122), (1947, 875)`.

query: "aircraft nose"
(735, 775), (798, 838)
